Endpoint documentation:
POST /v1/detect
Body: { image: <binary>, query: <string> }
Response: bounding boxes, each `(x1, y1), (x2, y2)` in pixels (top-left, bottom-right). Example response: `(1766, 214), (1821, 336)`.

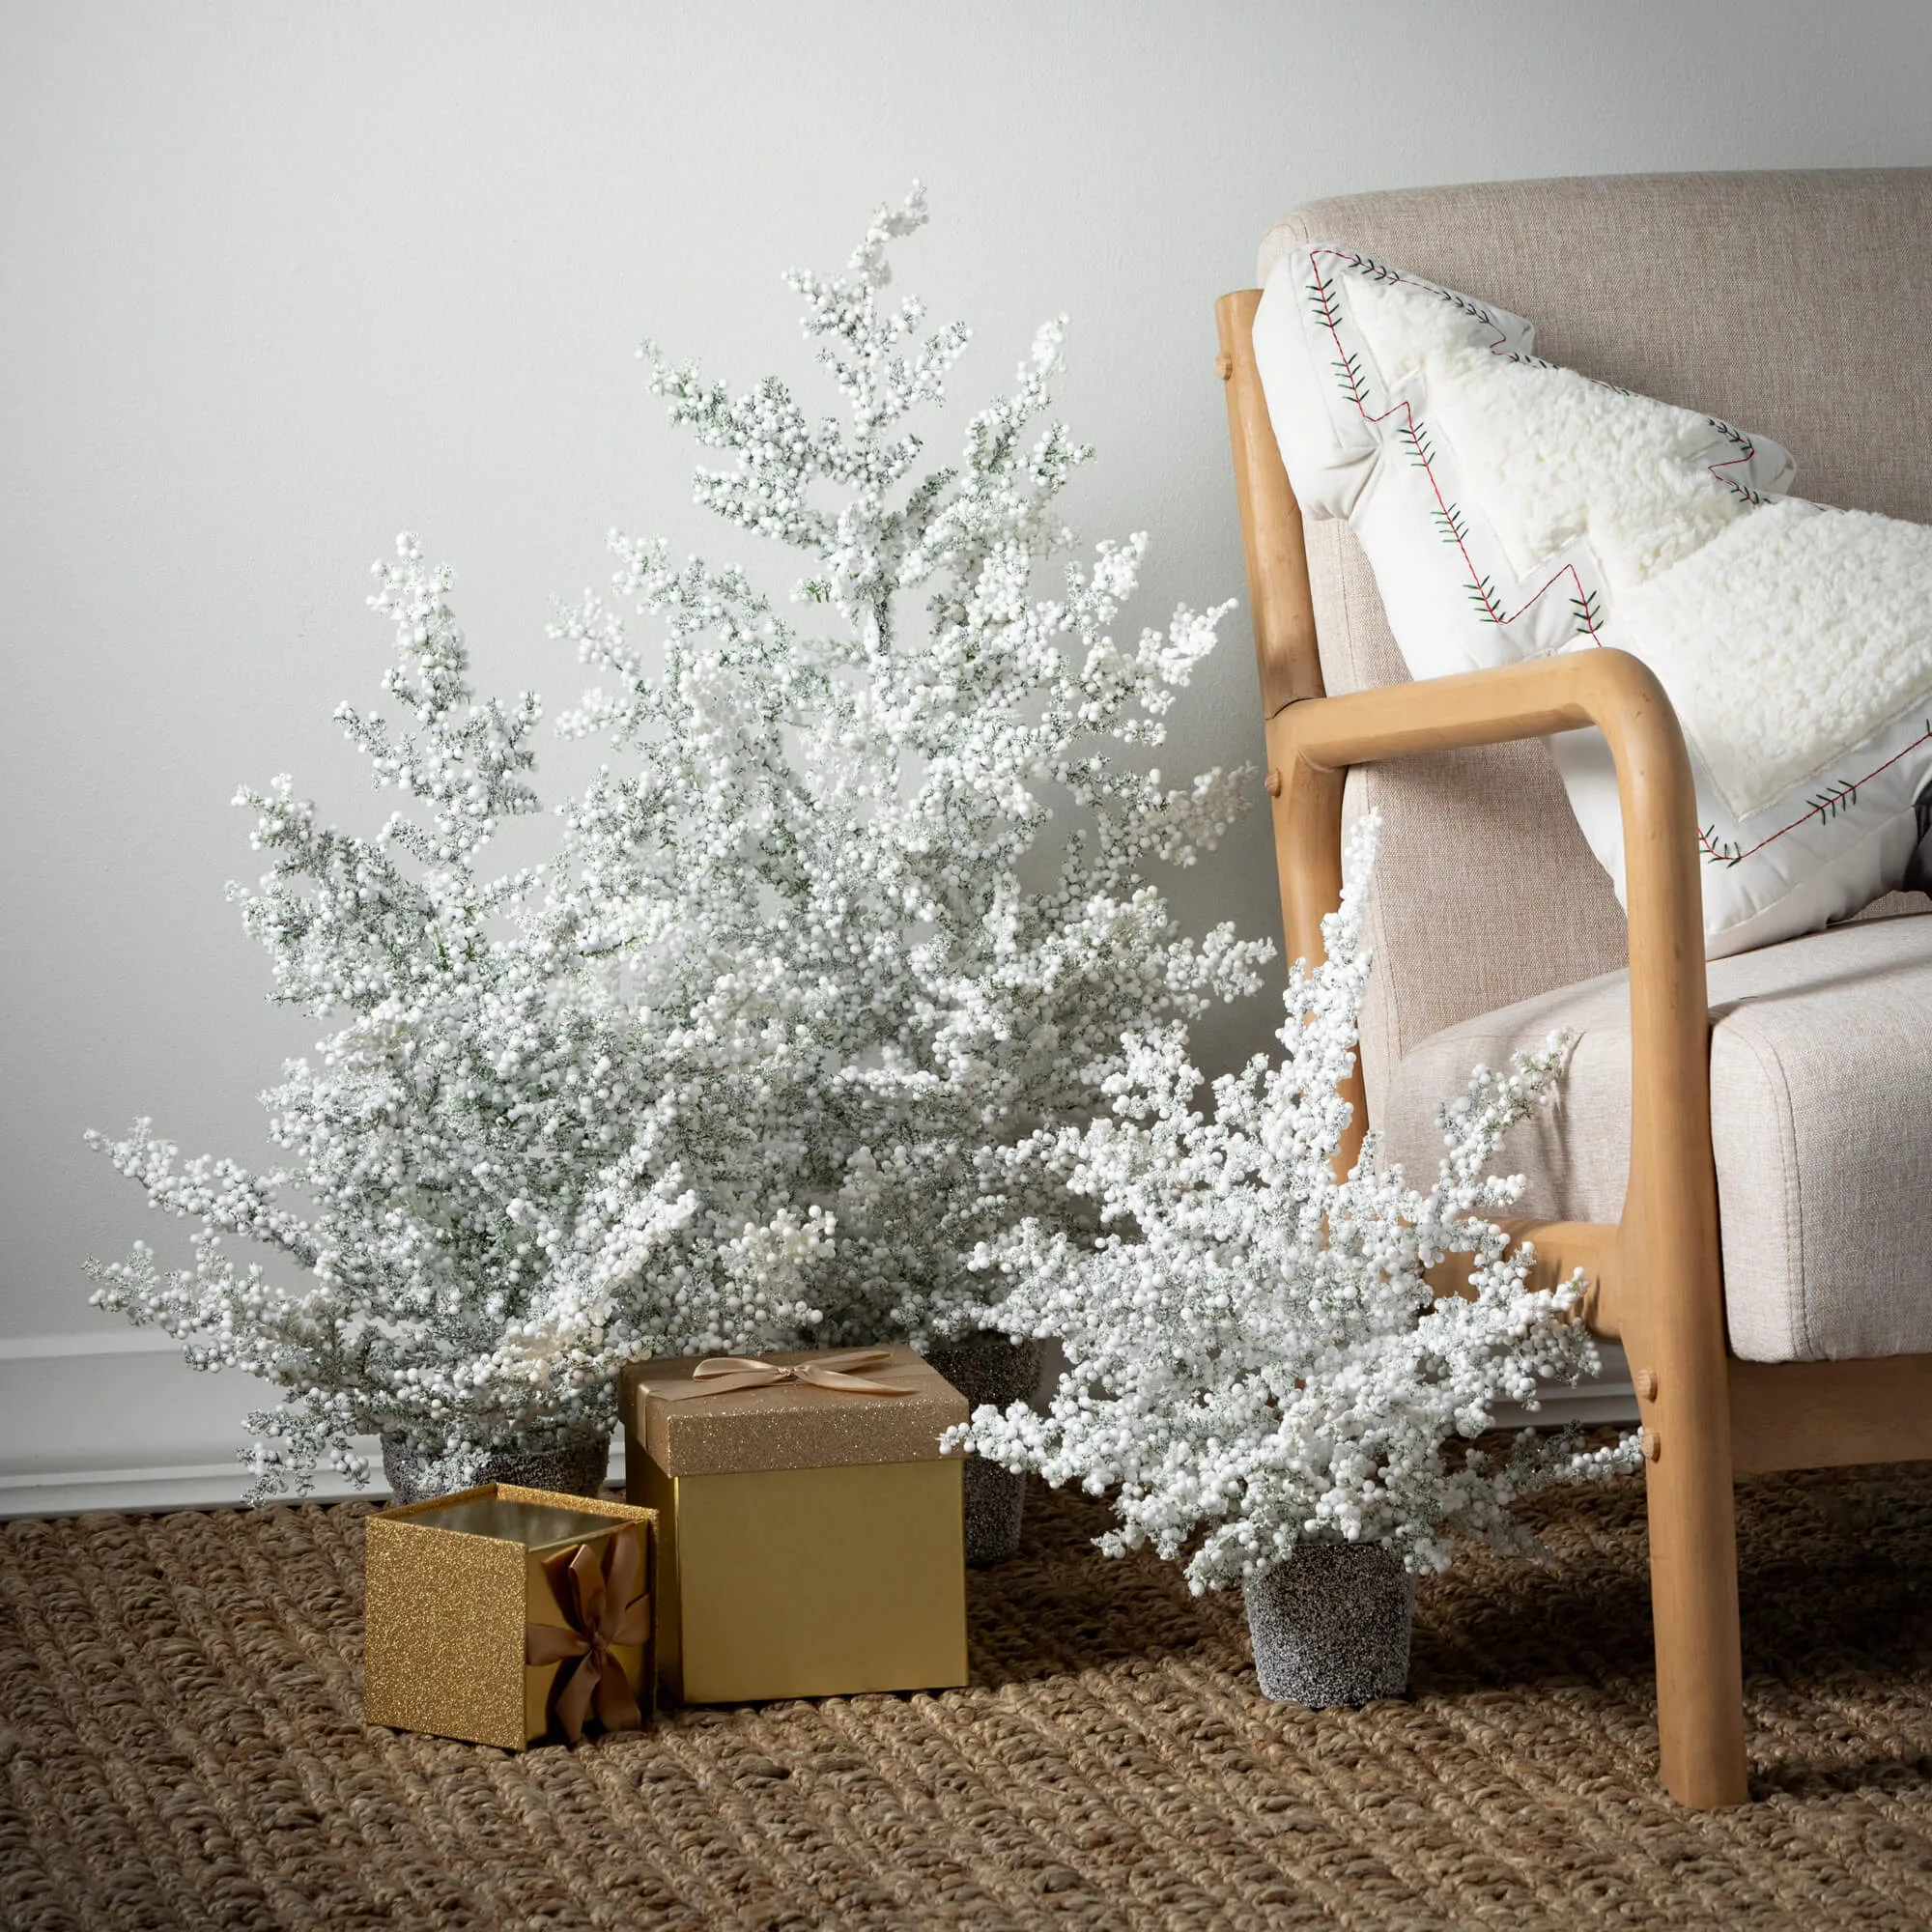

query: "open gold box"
(363, 1481), (656, 1748)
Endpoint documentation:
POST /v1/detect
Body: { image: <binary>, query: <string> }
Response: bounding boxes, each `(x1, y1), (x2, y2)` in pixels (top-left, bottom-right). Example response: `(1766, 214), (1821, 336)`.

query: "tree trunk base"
(380, 1432), (610, 1507)
(926, 1333), (1044, 1567)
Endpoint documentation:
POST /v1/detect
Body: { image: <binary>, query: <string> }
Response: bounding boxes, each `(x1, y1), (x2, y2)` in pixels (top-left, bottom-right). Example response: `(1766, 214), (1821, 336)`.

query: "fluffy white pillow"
(1252, 243), (1932, 957)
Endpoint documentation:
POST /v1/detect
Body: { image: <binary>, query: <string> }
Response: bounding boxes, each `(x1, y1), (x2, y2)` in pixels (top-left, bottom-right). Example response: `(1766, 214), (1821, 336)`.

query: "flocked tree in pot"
(957, 818), (1638, 1698)
(87, 188), (1272, 1541)
(88, 541), (835, 1504)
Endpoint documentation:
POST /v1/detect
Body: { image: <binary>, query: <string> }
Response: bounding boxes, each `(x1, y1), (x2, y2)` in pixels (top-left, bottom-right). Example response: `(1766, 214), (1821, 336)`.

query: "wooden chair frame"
(1215, 288), (1932, 1808)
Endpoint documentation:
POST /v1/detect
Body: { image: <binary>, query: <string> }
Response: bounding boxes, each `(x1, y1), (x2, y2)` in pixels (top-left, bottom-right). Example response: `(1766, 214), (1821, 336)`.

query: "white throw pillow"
(1252, 243), (1932, 957)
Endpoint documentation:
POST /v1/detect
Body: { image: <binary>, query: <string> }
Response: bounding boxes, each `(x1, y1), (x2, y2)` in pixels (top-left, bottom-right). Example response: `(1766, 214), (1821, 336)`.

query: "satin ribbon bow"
(524, 1526), (648, 1744)
(660, 1348), (913, 1401)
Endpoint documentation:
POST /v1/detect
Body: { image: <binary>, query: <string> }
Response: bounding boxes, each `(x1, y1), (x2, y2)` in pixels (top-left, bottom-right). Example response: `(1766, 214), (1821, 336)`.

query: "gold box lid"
(623, 1345), (970, 1476)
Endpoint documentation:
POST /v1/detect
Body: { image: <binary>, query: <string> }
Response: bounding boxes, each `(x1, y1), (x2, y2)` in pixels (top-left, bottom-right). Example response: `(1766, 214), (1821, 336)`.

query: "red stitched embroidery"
(1698, 722), (1932, 866)
(1308, 249), (1605, 639)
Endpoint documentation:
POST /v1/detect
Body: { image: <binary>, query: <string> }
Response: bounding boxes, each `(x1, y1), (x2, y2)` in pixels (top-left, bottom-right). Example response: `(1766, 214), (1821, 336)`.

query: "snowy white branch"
(954, 815), (1637, 1589)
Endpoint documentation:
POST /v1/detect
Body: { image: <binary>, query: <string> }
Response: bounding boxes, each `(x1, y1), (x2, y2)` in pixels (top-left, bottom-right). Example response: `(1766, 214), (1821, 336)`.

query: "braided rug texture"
(4, 1466), (1932, 1931)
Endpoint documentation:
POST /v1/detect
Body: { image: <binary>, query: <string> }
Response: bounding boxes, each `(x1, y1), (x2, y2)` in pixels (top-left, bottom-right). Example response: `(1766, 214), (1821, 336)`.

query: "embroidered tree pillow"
(1250, 243), (1932, 958)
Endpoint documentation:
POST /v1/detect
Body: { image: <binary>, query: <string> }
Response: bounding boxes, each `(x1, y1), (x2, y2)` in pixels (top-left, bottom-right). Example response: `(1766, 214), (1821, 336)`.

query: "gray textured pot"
(379, 1430), (611, 1507)
(1243, 1543), (1414, 1707)
(925, 1332), (1044, 1568)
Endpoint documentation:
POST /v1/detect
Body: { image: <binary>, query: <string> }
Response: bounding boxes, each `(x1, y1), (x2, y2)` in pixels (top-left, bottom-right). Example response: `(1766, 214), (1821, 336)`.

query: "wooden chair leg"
(1634, 1233), (1749, 1807)
(1643, 1421), (1747, 1805)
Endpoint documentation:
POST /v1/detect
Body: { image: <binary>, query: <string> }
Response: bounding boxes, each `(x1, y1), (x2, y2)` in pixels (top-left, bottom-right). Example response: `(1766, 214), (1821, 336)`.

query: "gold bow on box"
(526, 1526), (650, 1743)
(657, 1348), (913, 1402)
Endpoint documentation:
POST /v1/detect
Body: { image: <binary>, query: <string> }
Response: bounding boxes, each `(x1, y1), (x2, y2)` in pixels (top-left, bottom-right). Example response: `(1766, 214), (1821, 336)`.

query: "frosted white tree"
(551, 183), (1270, 1346)
(957, 817), (1636, 1591)
(89, 541), (833, 1501)
(86, 187), (1270, 1498)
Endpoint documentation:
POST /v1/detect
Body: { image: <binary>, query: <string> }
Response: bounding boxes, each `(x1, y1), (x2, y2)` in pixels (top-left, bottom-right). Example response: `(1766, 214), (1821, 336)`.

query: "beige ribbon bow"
(524, 1526), (648, 1744)
(659, 1348), (913, 1401)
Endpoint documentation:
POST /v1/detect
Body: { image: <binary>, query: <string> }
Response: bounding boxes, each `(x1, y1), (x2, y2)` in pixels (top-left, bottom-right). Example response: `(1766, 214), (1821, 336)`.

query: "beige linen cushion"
(1261, 169), (1932, 1120)
(1377, 914), (1932, 1363)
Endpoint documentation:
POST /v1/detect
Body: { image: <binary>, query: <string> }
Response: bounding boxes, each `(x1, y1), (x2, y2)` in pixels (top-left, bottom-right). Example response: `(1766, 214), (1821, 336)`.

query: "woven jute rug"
(4, 1464), (1932, 1931)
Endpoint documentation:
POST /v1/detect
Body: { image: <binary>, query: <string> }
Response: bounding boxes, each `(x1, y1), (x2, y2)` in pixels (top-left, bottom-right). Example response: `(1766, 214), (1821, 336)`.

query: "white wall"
(5, 1), (1927, 1512)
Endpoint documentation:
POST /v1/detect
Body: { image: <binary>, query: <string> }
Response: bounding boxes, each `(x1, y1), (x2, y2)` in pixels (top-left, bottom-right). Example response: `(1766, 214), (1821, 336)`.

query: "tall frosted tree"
(558, 185), (1269, 1345)
(89, 187), (1268, 1496)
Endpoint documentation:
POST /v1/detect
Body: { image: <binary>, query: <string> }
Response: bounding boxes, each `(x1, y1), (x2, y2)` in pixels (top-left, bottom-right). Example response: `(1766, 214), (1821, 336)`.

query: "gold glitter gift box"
(620, 1344), (969, 1704)
(363, 1482), (657, 1749)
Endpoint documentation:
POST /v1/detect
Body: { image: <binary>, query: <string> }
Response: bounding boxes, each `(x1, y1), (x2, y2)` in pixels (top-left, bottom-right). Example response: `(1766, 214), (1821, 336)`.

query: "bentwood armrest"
(1221, 238), (1793, 1808)
(1262, 650), (1719, 1353)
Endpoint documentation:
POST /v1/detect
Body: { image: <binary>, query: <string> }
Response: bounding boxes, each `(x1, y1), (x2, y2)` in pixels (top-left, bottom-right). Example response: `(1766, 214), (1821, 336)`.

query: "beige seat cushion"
(1378, 913), (1932, 1364)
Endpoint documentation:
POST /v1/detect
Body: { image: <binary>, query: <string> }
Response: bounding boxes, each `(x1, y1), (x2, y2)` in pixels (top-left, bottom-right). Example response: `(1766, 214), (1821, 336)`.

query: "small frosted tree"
(87, 186), (1269, 1496)
(89, 542), (831, 1500)
(958, 818), (1636, 1589)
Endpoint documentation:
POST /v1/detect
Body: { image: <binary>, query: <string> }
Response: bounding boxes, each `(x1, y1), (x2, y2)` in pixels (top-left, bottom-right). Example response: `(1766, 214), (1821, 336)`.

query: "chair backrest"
(1252, 169), (1932, 1116)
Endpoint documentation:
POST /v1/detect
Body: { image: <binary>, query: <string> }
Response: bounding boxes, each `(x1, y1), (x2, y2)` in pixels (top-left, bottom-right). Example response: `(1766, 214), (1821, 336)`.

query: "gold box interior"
(410, 1495), (627, 1544)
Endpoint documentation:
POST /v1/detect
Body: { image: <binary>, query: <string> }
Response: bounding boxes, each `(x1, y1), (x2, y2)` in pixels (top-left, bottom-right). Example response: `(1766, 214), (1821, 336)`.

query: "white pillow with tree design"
(1252, 242), (1932, 957)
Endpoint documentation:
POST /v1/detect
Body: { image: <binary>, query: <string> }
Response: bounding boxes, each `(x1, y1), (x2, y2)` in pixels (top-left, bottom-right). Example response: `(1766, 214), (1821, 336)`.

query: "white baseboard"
(0, 1447), (631, 1519)
(0, 1331), (1634, 1519)
(0, 1331), (624, 1518)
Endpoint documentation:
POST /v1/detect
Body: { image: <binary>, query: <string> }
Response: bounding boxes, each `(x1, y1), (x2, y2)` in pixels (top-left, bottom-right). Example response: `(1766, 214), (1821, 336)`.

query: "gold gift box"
(363, 1481), (656, 1748)
(621, 1345), (968, 1704)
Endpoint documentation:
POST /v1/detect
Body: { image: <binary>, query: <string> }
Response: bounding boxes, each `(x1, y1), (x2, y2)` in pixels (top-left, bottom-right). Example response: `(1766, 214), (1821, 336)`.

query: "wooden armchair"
(1213, 169), (1932, 1808)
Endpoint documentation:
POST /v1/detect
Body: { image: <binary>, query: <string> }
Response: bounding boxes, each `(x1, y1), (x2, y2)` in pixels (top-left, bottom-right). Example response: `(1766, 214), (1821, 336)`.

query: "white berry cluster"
(86, 186), (1268, 1499)
(955, 815), (1638, 1589)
